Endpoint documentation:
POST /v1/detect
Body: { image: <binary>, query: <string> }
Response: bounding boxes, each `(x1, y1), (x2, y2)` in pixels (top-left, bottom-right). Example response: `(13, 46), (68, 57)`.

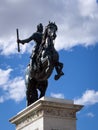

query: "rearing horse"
(25, 22), (64, 106)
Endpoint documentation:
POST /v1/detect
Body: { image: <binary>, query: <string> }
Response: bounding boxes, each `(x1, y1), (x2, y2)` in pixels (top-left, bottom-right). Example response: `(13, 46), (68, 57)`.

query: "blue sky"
(0, 0), (98, 130)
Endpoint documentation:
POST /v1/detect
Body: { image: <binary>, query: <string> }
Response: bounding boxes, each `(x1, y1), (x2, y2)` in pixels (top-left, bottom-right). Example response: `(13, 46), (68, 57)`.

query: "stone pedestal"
(9, 97), (83, 130)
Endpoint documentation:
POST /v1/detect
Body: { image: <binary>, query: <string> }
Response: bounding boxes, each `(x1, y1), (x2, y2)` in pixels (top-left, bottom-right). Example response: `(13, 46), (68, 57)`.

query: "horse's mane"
(47, 22), (58, 31)
(42, 22), (58, 45)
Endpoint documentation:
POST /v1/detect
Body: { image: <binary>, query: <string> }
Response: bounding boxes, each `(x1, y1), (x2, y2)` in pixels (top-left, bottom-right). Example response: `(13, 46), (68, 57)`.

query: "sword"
(16, 28), (20, 52)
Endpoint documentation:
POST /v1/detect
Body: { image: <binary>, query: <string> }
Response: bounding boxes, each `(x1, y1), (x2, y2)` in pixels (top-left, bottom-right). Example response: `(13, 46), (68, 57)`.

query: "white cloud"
(51, 93), (64, 99)
(6, 77), (26, 102)
(0, 68), (26, 103)
(74, 89), (98, 106)
(78, 0), (97, 17)
(87, 112), (95, 118)
(0, 0), (98, 55)
(0, 36), (33, 55)
(0, 68), (12, 86)
(0, 96), (4, 103)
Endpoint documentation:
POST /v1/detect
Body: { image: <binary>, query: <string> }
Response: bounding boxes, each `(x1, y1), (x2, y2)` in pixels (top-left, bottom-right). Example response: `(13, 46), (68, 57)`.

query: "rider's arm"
(18, 33), (35, 44)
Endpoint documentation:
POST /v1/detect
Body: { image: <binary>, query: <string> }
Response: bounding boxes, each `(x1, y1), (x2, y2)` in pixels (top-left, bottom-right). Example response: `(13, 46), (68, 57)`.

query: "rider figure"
(17, 22), (64, 80)
(17, 23), (43, 69)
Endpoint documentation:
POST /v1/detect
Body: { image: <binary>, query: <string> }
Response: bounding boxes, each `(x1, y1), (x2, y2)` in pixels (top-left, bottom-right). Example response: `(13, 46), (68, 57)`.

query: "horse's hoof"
(54, 74), (60, 80)
(61, 72), (64, 76)
(54, 72), (64, 80)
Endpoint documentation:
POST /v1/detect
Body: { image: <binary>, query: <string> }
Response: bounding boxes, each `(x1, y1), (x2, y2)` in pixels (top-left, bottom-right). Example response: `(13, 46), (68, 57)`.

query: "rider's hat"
(37, 23), (43, 32)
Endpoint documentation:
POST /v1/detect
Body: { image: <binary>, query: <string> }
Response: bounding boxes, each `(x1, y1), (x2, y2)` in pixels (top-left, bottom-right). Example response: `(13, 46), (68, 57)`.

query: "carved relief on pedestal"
(43, 107), (76, 119)
(16, 109), (43, 130)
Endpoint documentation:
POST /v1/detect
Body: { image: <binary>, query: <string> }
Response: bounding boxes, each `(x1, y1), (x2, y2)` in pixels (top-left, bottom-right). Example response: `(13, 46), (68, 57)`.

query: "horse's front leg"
(54, 62), (64, 80)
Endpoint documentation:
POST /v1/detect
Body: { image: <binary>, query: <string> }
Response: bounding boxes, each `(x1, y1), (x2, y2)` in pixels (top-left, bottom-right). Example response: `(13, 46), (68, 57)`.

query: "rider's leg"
(30, 55), (37, 70)
(31, 51), (42, 72)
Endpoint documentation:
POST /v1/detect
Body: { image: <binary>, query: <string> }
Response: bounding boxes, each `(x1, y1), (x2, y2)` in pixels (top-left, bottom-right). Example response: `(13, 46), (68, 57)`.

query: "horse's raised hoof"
(54, 72), (64, 80)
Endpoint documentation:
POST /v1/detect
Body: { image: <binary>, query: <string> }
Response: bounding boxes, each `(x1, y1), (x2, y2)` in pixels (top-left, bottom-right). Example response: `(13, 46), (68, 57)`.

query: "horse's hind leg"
(37, 80), (48, 99)
(26, 79), (38, 106)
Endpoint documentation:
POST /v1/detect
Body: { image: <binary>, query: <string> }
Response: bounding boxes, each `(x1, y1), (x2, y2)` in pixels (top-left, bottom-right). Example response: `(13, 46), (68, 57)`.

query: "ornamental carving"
(16, 109), (43, 130)
(43, 107), (76, 118)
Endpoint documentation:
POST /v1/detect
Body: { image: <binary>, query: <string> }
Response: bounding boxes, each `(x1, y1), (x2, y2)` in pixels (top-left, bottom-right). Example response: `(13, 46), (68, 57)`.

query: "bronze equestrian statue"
(17, 22), (64, 106)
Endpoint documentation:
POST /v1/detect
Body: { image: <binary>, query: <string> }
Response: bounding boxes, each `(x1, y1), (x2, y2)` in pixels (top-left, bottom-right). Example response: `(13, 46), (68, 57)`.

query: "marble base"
(9, 97), (83, 130)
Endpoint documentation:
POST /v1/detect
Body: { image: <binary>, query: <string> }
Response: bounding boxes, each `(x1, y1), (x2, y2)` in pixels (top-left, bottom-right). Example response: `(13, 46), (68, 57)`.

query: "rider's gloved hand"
(17, 39), (25, 45)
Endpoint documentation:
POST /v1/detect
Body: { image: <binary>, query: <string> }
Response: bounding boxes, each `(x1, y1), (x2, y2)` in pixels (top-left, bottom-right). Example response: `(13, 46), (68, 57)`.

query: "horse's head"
(46, 22), (58, 40)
